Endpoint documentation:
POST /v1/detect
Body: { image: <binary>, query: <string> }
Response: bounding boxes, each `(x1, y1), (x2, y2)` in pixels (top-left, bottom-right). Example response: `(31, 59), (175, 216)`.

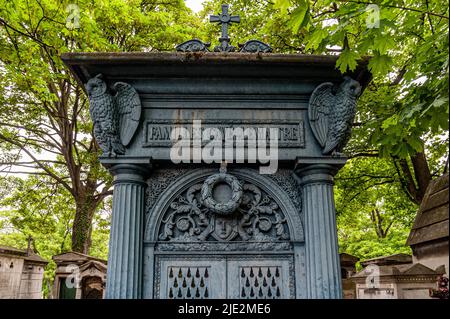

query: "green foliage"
(336, 48), (360, 72)
(200, 0), (307, 52)
(335, 157), (417, 260)
(0, 175), (110, 297)
(0, 0), (203, 255)
(288, 0), (310, 33)
(202, 0), (448, 262)
(0, 0), (448, 291)
(277, 0), (449, 159)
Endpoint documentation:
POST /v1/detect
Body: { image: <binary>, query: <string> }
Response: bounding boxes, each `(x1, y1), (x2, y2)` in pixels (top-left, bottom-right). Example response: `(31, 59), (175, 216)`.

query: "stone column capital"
(295, 164), (338, 185)
(294, 158), (347, 186)
(109, 164), (151, 186)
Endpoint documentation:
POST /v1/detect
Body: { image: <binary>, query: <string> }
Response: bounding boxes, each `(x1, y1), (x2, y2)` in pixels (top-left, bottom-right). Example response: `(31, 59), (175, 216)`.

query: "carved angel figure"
(85, 74), (141, 157)
(308, 76), (361, 155)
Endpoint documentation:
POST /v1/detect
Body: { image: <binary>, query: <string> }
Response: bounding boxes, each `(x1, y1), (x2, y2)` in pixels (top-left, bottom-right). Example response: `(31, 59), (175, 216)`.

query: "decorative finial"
(175, 4), (272, 53)
(27, 235), (33, 255)
(209, 4), (240, 52)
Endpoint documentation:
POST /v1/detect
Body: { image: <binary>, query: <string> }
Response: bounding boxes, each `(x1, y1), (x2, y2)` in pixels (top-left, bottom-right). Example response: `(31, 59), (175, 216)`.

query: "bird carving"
(308, 76), (362, 155)
(85, 74), (141, 157)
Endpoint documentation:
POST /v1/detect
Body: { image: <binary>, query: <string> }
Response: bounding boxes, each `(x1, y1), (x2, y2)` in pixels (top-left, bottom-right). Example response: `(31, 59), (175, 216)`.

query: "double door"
(157, 255), (293, 299)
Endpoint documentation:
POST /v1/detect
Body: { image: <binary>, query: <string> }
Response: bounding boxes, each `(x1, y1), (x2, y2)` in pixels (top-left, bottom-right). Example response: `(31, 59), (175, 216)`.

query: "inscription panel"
(143, 119), (305, 148)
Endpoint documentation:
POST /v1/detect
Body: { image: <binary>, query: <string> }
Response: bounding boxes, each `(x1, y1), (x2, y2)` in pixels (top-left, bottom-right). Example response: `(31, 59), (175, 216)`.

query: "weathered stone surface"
(407, 174), (449, 246)
(407, 174), (449, 275)
(352, 262), (444, 299)
(0, 243), (48, 299)
(340, 253), (359, 299)
(62, 52), (370, 299)
(52, 251), (107, 299)
(360, 253), (412, 267)
(106, 164), (147, 299)
(296, 163), (343, 298)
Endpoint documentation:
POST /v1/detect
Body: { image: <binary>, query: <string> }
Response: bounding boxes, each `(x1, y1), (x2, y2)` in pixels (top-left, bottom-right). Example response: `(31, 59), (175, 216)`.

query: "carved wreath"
(200, 172), (243, 215)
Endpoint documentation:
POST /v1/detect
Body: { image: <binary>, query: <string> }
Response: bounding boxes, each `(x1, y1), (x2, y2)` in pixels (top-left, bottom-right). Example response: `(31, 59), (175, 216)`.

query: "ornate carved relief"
(156, 241), (292, 252)
(176, 39), (211, 52)
(145, 168), (304, 244)
(238, 40), (273, 53)
(85, 74), (141, 156)
(268, 169), (302, 217)
(200, 167), (243, 215)
(157, 170), (290, 243)
(308, 76), (362, 155)
(145, 168), (190, 214)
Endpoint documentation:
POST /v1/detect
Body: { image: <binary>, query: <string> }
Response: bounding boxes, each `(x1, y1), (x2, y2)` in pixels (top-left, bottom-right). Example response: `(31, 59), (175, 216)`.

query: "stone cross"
(210, 4), (240, 52)
(27, 235), (33, 255)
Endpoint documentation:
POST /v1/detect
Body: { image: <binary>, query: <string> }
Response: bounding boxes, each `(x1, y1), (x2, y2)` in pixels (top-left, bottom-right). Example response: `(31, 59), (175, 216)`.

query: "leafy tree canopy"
(0, 0), (448, 283)
(0, 0), (203, 255)
(199, 0), (448, 260)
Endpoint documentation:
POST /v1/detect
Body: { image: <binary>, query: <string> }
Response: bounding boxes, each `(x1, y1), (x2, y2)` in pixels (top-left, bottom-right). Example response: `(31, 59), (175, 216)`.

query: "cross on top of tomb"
(209, 4), (240, 52)
(175, 4), (272, 53)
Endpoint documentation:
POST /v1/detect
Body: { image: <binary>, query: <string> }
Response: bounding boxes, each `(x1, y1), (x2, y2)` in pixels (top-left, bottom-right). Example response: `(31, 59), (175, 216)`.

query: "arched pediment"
(145, 168), (304, 245)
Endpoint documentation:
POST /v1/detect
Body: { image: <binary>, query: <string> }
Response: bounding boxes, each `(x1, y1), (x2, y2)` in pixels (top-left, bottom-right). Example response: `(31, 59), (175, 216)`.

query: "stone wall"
(0, 256), (24, 299)
(18, 263), (46, 299)
(0, 243), (48, 299)
(412, 241), (448, 276)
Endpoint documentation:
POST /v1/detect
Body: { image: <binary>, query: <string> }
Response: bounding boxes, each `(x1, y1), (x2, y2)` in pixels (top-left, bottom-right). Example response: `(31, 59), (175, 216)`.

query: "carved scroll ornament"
(158, 172), (289, 243)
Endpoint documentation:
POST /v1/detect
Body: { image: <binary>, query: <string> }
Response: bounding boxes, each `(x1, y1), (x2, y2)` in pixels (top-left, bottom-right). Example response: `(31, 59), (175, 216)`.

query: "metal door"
(157, 255), (292, 299)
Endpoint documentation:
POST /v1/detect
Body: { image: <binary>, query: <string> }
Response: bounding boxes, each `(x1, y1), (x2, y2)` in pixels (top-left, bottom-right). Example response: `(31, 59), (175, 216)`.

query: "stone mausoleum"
(62, 5), (370, 299)
(352, 173), (449, 299)
(352, 253), (444, 299)
(52, 251), (107, 299)
(0, 238), (48, 299)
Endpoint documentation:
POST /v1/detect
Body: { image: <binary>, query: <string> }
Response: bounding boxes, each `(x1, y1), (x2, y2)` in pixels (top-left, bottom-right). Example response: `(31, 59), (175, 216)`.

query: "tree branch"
(0, 132), (73, 195)
(336, 1), (449, 19)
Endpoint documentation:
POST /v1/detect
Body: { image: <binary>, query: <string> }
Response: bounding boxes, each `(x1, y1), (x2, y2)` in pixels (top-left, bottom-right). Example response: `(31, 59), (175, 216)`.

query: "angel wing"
(308, 82), (335, 148)
(113, 82), (142, 146)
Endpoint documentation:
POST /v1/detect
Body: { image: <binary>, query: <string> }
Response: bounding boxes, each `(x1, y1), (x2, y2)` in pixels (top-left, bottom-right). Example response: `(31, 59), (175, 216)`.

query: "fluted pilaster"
(296, 163), (342, 299)
(105, 164), (148, 299)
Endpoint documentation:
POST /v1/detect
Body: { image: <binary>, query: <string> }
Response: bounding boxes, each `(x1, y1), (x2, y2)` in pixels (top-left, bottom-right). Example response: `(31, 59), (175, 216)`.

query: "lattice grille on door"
(167, 266), (210, 299)
(239, 266), (282, 299)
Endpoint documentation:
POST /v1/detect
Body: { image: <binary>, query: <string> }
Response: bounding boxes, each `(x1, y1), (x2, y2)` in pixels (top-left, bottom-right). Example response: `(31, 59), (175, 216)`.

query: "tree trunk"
(71, 194), (98, 254)
(370, 208), (393, 239)
(395, 151), (432, 205)
(410, 151), (432, 201)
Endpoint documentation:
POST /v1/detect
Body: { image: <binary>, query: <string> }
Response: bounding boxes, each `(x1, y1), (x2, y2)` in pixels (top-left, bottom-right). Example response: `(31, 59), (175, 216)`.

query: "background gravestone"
(0, 238), (48, 299)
